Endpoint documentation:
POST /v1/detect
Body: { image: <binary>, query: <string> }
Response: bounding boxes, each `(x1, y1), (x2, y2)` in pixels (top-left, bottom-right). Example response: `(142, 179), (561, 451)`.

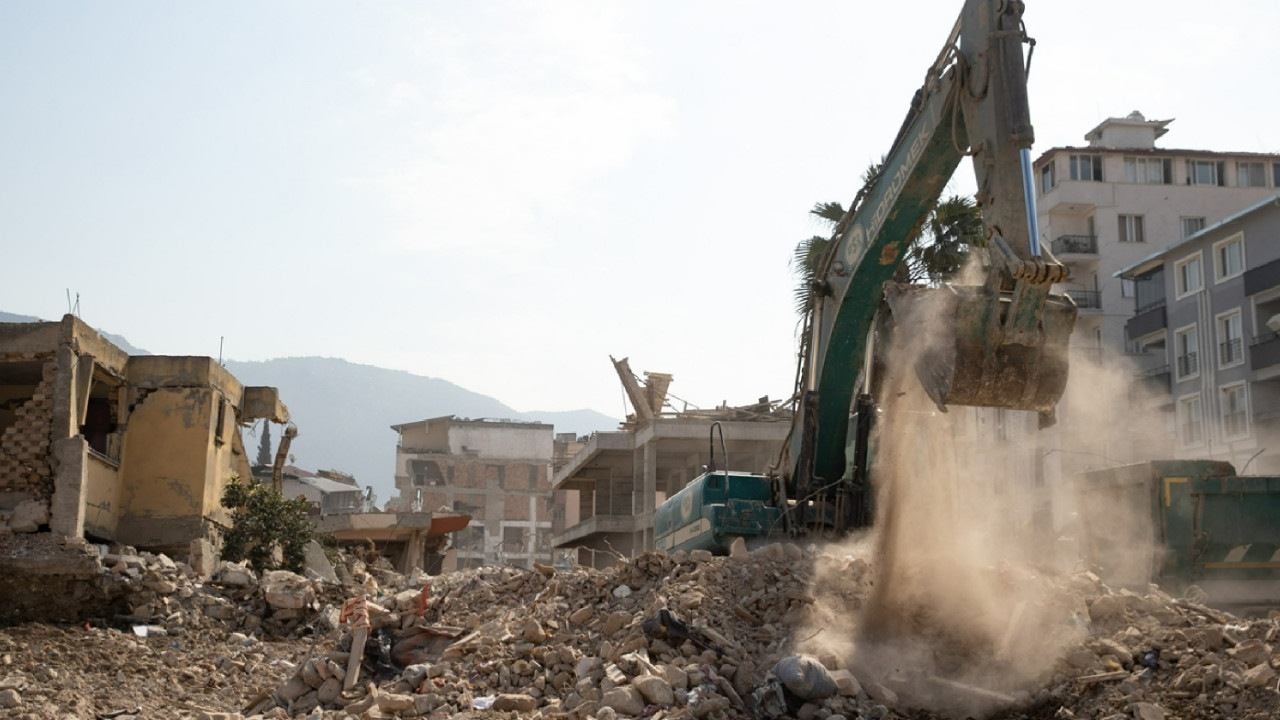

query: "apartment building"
(389, 416), (558, 570)
(966, 113), (1280, 521)
(1118, 196), (1280, 473)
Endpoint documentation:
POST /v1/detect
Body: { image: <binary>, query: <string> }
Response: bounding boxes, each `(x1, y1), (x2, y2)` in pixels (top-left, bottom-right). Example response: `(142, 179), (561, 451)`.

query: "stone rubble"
(2, 539), (1280, 719)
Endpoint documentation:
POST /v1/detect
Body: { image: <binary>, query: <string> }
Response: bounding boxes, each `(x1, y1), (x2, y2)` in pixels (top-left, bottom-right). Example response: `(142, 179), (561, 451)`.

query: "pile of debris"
(252, 543), (1280, 720)
(3, 537), (1280, 720)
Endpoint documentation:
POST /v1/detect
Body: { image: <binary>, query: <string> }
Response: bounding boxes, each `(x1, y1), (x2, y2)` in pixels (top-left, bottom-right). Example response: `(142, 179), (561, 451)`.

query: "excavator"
(654, 0), (1077, 554)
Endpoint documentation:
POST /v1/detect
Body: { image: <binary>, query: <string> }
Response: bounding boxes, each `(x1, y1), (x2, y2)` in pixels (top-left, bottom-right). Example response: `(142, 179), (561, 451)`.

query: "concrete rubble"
(1, 540), (1280, 720)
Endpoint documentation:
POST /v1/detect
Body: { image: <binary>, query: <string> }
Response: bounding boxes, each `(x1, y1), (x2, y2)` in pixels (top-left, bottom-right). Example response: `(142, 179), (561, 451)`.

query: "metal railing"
(1132, 364), (1171, 397)
(1141, 363), (1171, 378)
(1252, 331), (1279, 347)
(1065, 289), (1101, 309)
(1177, 352), (1199, 378)
(1219, 338), (1243, 365)
(1051, 234), (1098, 255)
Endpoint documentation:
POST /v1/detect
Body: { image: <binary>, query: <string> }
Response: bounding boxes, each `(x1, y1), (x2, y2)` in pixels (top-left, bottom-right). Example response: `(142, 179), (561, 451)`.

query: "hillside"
(224, 357), (618, 502)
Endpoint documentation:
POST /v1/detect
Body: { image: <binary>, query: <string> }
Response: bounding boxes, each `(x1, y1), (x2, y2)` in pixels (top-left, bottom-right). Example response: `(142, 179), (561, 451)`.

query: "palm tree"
(792, 184), (985, 316)
(903, 194), (986, 284)
(789, 201), (846, 315)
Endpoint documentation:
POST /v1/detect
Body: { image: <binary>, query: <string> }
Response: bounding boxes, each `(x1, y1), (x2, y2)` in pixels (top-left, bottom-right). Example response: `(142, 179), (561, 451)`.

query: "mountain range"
(1, 311), (619, 503)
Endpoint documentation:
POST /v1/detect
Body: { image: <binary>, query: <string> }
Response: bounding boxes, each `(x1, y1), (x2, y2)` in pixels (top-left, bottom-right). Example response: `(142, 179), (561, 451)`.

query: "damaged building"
(389, 416), (564, 570)
(0, 314), (289, 552)
(552, 357), (790, 568)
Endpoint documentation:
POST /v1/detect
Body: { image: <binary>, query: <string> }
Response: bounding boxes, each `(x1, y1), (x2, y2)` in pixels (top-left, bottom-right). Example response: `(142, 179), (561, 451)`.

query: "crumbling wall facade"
(0, 356), (57, 501)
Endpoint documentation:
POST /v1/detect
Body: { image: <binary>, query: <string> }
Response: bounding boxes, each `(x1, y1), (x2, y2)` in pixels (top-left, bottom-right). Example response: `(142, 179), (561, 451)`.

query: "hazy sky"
(3, 1), (1278, 419)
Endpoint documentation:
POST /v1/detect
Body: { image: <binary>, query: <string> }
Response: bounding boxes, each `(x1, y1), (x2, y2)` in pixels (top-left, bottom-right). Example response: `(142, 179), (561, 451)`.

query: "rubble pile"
(2, 540), (1280, 719)
(1038, 572), (1280, 720)
(255, 543), (827, 719)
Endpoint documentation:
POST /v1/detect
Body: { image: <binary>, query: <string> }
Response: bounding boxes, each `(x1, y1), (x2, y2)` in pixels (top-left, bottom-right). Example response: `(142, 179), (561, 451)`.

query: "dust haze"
(792, 277), (1170, 717)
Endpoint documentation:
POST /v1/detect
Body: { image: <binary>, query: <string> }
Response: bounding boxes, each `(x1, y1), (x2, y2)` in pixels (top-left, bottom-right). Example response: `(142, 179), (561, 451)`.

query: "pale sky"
(3, 1), (1278, 419)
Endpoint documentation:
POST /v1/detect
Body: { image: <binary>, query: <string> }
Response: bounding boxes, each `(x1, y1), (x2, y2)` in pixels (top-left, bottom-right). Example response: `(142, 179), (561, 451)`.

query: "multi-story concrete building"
(551, 359), (790, 568)
(390, 416), (557, 570)
(1118, 195), (1280, 473)
(1037, 112), (1280, 362)
(962, 113), (1280, 524)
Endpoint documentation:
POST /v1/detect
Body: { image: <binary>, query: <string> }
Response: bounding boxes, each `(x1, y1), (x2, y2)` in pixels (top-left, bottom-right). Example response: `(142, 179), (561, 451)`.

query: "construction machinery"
(655, 0), (1077, 554)
(1074, 460), (1280, 610)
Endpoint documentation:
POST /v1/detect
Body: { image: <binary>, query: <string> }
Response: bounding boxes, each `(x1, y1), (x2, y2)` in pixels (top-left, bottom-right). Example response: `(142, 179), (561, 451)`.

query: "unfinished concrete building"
(0, 315), (289, 552)
(552, 358), (790, 569)
(390, 416), (559, 570)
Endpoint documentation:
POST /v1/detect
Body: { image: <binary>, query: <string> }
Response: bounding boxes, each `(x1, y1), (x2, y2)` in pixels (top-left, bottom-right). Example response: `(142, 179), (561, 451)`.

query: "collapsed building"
(0, 314), (288, 551)
(389, 416), (564, 571)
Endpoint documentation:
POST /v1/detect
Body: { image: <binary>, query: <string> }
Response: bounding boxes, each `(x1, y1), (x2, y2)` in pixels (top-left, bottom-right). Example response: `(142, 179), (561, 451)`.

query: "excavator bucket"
(885, 279), (1077, 415)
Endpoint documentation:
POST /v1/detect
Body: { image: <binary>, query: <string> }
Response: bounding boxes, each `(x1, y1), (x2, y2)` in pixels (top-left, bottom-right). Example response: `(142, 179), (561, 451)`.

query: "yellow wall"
(83, 453), (120, 538)
(119, 387), (217, 518)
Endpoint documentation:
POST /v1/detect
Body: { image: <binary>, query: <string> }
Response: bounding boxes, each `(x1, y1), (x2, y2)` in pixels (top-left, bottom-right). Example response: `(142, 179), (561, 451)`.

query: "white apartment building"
(966, 112), (1280, 525)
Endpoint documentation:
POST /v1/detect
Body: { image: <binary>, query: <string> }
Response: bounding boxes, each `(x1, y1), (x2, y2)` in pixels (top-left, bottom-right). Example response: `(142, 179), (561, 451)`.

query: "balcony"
(1065, 289), (1101, 310)
(1140, 364), (1171, 393)
(1219, 338), (1243, 366)
(1051, 234), (1098, 256)
(1245, 257), (1280, 296)
(1177, 352), (1199, 378)
(1042, 180), (1115, 214)
(1126, 302), (1167, 341)
(1251, 332), (1280, 371)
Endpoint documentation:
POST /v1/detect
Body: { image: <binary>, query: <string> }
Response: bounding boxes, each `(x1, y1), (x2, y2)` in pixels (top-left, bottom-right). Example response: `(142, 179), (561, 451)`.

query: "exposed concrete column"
(632, 440), (657, 554)
(643, 441), (656, 550)
(49, 436), (87, 538)
(403, 528), (424, 574)
(51, 342), (78, 442)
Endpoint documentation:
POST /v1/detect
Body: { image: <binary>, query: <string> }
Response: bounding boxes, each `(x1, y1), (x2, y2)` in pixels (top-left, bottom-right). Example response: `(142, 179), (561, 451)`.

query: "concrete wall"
(116, 386), (219, 547)
(447, 422), (552, 461)
(395, 422), (434, 452)
(83, 451), (120, 539)
(1092, 125), (1157, 149)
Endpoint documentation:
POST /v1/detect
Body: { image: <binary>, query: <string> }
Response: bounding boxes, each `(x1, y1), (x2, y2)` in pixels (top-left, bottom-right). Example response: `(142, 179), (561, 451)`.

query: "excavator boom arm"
(788, 0), (1075, 505)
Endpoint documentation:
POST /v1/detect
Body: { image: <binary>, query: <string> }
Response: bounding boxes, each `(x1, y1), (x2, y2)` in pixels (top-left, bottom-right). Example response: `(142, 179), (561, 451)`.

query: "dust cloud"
(793, 280), (1172, 717)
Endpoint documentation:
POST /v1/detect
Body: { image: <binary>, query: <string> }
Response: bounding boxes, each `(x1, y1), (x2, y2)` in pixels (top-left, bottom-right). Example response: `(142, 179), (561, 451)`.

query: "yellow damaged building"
(0, 314), (288, 552)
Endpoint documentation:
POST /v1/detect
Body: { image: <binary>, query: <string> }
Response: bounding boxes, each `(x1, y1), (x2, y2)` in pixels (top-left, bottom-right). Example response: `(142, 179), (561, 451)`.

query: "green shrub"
(220, 475), (315, 573)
